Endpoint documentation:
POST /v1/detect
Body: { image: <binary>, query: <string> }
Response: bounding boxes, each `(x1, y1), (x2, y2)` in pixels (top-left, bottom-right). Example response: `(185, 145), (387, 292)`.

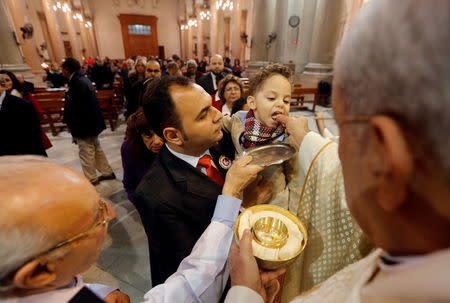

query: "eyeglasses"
(51, 199), (111, 251)
(225, 86), (240, 92)
(146, 69), (160, 73)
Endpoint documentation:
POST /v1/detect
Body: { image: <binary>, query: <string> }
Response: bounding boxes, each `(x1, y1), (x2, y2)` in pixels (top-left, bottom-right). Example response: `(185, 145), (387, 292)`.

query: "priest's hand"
(229, 230), (286, 302)
(276, 114), (310, 152)
(242, 176), (272, 208)
(222, 155), (264, 198)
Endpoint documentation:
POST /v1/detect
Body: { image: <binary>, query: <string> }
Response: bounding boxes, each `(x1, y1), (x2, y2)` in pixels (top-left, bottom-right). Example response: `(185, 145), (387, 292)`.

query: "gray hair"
(0, 156), (69, 292)
(334, 0), (450, 176)
(186, 59), (197, 68)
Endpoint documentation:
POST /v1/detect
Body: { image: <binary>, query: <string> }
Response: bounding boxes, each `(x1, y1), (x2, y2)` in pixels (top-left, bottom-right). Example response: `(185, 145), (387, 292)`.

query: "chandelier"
(215, 0), (233, 11)
(199, 10), (211, 20)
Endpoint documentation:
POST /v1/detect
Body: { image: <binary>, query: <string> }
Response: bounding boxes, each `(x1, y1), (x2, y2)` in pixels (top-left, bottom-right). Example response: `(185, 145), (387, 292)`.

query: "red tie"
(197, 155), (224, 187)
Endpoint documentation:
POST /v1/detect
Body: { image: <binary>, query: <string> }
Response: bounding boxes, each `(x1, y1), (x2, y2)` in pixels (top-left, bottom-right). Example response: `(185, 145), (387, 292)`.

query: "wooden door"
(118, 14), (158, 58)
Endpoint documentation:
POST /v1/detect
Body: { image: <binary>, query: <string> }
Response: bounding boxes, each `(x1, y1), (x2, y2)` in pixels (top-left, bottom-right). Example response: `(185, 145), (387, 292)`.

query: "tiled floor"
(46, 104), (337, 303)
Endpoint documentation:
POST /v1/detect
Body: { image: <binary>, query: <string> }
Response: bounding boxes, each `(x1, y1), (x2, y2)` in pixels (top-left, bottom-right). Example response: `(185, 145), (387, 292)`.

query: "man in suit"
(225, 1), (450, 302)
(0, 75), (46, 156)
(135, 75), (270, 286)
(61, 57), (115, 186)
(16, 74), (35, 94)
(197, 54), (230, 95)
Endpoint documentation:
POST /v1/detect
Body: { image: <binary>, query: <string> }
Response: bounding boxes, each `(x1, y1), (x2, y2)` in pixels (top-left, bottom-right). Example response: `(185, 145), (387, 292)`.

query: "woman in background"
(0, 70), (52, 150)
(121, 108), (163, 203)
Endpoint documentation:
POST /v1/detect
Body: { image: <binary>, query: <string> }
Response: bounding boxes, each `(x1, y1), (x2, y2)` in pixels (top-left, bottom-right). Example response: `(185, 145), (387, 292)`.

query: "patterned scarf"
(243, 110), (285, 149)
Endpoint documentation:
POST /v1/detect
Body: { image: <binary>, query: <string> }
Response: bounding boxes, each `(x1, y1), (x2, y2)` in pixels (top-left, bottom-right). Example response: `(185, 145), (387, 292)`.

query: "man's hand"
(276, 114), (310, 152)
(229, 230), (286, 302)
(242, 176), (272, 208)
(222, 155), (264, 198)
(104, 290), (130, 303)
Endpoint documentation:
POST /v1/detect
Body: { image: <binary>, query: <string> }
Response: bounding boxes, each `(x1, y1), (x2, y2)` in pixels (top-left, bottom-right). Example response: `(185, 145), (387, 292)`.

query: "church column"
(230, 0), (242, 61)
(0, 0), (32, 77)
(303, 0), (346, 76)
(41, 0), (65, 63)
(249, 0), (276, 62)
(87, 23), (99, 58)
(209, 3), (218, 55)
(224, 16), (231, 58)
(63, 11), (82, 61)
(6, 0), (43, 77)
(187, 21), (194, 59)
(77, 16), (91, 59)
(195, 6), (204, 58)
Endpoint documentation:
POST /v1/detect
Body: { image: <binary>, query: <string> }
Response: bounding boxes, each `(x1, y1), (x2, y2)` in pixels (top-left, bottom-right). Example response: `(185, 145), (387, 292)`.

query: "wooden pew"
(291, 86), (319, 112)
(37, 99), (66, 136)
(96, 89), (118, 131)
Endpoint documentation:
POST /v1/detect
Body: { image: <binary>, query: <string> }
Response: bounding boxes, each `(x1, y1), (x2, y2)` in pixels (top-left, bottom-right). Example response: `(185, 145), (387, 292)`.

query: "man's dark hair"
(142, 75), (191, 140)
(61, 57), (81, 73)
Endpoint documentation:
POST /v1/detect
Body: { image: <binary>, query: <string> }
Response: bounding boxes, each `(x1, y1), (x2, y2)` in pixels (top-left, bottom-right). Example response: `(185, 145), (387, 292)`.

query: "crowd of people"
(0, 1), (449, 302)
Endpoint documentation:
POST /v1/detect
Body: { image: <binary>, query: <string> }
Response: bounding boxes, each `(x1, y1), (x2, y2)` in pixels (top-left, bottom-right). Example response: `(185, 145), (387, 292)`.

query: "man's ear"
(163, 127), (184, 146)
(370, 116), (413, 212)
(247, 95), (256, 110)
(13, 259), (56, 289)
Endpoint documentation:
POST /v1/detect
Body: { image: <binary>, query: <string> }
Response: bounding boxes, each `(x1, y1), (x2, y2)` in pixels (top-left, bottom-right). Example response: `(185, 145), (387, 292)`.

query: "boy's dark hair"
(142, 75), (191, 140)
(61, 57), (81, 73)
(231, 97), (248, 115)
(249, 63), (293, 95)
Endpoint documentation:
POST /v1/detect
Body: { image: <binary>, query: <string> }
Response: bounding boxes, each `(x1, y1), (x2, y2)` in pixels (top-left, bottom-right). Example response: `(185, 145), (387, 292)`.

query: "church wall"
(92, 0), (181, 59)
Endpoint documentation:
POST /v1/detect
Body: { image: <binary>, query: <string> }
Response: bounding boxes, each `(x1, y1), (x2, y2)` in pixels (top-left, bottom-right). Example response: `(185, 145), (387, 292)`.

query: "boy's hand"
(276, 114), (310, 151)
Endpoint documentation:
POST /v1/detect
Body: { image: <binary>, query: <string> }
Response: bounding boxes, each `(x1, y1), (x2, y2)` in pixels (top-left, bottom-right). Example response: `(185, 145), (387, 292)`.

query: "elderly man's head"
(210, 54), (224, 75)
(0, 156), (115, 295)
(333, 0), (450, 255)
(186, 60), (197, 75)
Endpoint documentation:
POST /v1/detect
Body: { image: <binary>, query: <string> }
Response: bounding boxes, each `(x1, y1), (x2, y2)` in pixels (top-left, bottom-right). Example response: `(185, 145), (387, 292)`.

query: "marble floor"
(45, 104), (337, 303)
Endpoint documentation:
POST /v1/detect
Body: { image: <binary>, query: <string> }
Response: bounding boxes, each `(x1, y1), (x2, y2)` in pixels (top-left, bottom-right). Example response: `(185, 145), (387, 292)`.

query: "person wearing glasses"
(0, 156), (129, 303)
(0, 153), (263, 303)
(126, 60), (161, 119)
(214, 74), (246, 116)
(225, 1), (450, 302)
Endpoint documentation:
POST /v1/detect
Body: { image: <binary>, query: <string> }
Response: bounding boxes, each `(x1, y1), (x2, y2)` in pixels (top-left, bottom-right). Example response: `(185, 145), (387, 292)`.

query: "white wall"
(92, 0), (181, 59)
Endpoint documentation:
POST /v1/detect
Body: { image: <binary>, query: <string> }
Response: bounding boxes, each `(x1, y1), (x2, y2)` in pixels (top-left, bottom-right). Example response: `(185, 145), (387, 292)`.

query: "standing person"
(0, 70), (52, 150)
(0, 75), (46, 156)
(183, 59), (204, 83)
(121, 108), (163, 203)
(232, 58), (243, 77)
(135, 76), (271, 286)
(126, 60), (161, 118)
(61, 57), (115, 186)
(197, 54), (230, 95)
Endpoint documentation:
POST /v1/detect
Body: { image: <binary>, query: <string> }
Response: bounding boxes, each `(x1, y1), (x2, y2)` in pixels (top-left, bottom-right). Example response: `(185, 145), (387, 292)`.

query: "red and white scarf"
(243, 110), (285, 149)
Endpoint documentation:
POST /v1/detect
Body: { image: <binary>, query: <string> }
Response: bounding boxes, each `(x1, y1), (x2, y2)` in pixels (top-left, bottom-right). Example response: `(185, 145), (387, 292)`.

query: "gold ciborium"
(235, 204), (308, 270)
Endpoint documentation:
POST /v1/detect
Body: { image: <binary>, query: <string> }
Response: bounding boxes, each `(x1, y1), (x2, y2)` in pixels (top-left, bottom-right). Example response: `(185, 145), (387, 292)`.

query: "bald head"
(0, 156), (102, 291)
(210, 54), (224, 75)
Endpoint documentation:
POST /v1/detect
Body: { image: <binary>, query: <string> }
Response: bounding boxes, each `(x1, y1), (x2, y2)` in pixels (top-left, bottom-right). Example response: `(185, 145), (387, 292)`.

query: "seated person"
(213, 74), (244, 116)
(0, 156), (128, 303)
(121, 108), (163, 203)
